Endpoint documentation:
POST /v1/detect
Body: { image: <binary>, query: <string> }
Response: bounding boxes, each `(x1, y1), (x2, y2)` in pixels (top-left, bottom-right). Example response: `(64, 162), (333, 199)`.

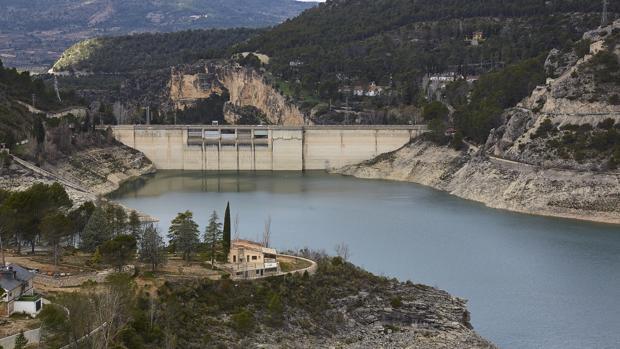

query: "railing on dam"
(105, 124), (428, 171)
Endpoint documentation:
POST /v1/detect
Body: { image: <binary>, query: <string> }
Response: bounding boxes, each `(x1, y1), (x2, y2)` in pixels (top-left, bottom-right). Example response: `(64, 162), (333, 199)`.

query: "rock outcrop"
(170, 62), (305, 125)
(336, 20), (620, 225)
(162, 257), (496, 349)
(0, 144), (154, 207)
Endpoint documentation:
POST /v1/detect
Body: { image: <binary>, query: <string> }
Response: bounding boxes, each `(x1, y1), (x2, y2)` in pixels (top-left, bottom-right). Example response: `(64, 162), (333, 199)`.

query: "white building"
(0, 264), (42, 317)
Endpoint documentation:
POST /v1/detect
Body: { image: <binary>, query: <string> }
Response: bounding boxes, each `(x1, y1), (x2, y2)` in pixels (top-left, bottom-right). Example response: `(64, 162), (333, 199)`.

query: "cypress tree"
(223, 202), (231, 259)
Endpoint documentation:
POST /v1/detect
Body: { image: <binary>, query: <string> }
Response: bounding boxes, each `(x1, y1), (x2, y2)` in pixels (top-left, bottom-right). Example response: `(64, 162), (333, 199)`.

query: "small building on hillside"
(0, 264), (42, 317)
(465, 31), (485, 46)
(226, 240), (280, 279)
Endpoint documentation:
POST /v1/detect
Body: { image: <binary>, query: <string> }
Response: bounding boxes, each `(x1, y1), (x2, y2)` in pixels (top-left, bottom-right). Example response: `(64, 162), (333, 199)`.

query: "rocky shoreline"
(335, 139), (620, 225)
(0, 144), (155, 208)
(337, 22), (620, 226)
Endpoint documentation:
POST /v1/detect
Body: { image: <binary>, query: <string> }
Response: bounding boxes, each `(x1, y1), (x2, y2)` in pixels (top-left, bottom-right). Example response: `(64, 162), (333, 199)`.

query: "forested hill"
(239, 0), (616, 100)
(0, 0), (316, 71)
(52, 29), (261, 73)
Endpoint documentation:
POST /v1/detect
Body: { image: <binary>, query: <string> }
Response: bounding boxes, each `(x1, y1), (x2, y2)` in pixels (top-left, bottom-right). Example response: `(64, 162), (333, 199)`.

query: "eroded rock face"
(170, 62), (305, 125)
(335, 21), (620, 224)
(336, 139), (620, 224)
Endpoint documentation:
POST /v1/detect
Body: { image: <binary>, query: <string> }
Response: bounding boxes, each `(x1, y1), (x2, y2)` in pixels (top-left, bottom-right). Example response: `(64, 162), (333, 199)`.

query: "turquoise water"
(109, 171), (620, 349)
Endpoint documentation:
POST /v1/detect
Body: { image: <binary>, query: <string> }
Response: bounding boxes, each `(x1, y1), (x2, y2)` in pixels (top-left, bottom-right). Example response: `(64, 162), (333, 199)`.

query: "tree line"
(0, 182), (239, 274)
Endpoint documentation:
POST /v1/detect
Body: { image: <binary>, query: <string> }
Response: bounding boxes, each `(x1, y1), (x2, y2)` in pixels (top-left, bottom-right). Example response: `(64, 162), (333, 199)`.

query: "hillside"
(337, 20), (620, 224)
(239, 0), (615, 106)
(49, 0), (618, 126)
(0, 0), (315, 72)
(52, 28), (261, 73)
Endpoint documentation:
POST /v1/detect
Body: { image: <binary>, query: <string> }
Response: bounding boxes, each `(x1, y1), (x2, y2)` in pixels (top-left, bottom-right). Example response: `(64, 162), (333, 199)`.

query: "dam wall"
(109, 125), (427, 171)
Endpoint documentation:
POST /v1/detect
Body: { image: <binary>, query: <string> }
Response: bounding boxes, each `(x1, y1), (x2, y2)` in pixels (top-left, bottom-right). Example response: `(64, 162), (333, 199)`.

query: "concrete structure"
(225, 240), (280, 279)
(0, 264), (41, 317)
(108, 125), (427, 171)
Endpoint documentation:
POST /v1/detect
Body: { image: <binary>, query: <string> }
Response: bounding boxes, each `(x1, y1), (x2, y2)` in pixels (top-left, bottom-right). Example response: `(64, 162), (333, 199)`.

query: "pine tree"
(223, 202), (231, 260)
(80, 206), (112, 252)
(14, 330), (28, 349)
(168, 211), (199, 263)
(139, 224), (167, 271)
(128, 211), (142, 241)
(204, 210), (222, 267)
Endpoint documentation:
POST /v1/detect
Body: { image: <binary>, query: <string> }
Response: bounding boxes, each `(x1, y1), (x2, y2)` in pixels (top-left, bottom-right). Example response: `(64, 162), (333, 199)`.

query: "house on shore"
(225, 240), (280, 279)
(0, 264), (42, 317)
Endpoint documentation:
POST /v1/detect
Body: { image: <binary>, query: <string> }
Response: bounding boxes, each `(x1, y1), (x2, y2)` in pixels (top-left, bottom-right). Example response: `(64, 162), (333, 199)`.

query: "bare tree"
(335, 242), (351, 262)
(233, 213), (240, 241)
(262, 215), (272, 248)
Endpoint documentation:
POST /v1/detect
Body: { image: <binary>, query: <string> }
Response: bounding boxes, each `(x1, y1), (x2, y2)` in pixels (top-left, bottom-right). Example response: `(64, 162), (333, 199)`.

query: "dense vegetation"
(53, 29), (261, 73)
(0, 58), (89, 150)
(39, 255), (392, 348)
(239, 0), (611, 105)
(536, 119), (620, 169)
(454, 57), (546, 143)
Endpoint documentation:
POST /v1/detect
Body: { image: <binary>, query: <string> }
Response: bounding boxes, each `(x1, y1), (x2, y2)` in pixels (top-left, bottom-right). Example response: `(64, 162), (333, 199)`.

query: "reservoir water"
(109, 171), (620, 349)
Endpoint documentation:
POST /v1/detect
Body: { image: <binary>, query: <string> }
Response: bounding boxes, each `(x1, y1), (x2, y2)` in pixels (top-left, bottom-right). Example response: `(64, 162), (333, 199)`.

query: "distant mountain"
(0, 0), (315, 72)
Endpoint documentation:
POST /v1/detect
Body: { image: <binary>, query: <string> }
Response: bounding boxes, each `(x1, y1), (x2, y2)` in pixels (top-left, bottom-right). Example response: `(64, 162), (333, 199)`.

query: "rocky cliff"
(0, 143), (154, 207)
(170, 62), (305, 125)
(337, 21), (620, 224)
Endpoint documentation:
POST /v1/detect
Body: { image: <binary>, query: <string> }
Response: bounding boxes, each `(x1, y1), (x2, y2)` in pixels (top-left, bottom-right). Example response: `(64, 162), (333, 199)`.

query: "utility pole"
(602, 0), (609, 27)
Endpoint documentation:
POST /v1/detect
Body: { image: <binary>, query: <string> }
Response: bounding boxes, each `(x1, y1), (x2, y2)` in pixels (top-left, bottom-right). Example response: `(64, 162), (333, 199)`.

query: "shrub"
(573, 39), (591, 58)
(231, 309), (255, 334)
(390, 296), (403, 308)
(533, 118), (555, 138)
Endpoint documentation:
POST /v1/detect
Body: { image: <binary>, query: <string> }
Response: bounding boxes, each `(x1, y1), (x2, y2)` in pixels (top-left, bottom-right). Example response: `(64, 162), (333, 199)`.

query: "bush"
(231, 309), (255, 334)
(573, 39), (591, 58)
(533, 118), (555, 138)
(390, 296), (403, 308)
(598, 118), (615, 130)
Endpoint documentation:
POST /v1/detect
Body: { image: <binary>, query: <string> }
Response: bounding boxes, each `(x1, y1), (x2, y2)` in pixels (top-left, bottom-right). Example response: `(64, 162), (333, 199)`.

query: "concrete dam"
(109, 125), (428, 171)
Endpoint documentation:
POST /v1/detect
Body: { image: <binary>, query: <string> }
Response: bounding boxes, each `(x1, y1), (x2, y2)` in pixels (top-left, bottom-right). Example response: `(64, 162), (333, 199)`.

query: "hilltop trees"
(81, 205), (113, 252)
(127, 211), (142, 241)
(99, 235), (137, 272)
(40, 212), (73, 271)
(0, 182), (72, 254)
(139, 224), (167, 271)
(168, 211), (200, 263)
(204, 211), (223, 266)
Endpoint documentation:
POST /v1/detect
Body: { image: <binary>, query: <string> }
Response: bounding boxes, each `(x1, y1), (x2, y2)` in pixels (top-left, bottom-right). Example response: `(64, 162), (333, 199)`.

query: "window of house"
(252, 256), (257, 261)
(233, 255), (236, 263)
(247, 256), (250, 262)
(256, 270), (260, 275)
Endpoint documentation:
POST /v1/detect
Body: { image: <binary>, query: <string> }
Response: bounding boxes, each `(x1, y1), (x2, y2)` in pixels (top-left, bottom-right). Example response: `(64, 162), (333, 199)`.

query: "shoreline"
(332, 140), (620, 226)
(110, 166), (620, 226)
(333, 170), (620, 226)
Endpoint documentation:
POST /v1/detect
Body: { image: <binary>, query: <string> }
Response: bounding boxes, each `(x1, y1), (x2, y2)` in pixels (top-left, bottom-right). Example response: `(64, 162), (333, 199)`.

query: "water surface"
(109, 171), (620, 349)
